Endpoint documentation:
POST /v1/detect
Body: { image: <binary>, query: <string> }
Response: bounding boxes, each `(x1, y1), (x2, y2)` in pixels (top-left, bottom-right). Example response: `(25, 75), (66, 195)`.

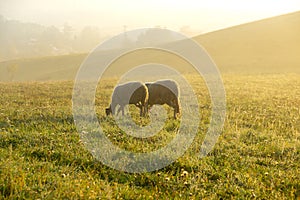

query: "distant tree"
(136, 27), (175, 47)
(62, 23), (75, 53)
(76, 26), (101, 52)
(38, 26), (64, 55)
(0, 17), (107, 60)
(63, 23), (73, 39)
(121, 25), (135, 49)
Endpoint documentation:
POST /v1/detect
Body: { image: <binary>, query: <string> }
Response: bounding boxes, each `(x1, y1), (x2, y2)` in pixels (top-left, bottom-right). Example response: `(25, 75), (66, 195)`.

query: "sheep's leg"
(144, 103), (148, 116)
(111, 102), (118, 115)
(169, 99), (180, 119)
(136, 103), (143, 117)
(117, 106), (125, 116)
(138, 102), (147, 117)
(142, 105), (147, 117)
(140, 104), (145, 117)
(173, 108), (177, 119)
(174, 99), (180, 119)
(173, 104), (178, 119)
(140, 104), (146, 117)
(176, 99), (180, 115)
(142, 106), (146, 117)
(121, 107), (125, 116)
(117, 106), (122, 116)
(144, 103), (150, 117)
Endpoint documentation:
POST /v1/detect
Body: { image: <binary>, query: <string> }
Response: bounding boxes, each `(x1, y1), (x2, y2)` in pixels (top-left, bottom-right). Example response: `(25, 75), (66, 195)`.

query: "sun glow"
(0, 0), (299, 35)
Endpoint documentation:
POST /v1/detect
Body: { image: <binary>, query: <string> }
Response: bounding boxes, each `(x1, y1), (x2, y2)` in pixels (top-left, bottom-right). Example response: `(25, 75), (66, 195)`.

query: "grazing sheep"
(106, 81), (149, 117)
(145, 79), (180, 119)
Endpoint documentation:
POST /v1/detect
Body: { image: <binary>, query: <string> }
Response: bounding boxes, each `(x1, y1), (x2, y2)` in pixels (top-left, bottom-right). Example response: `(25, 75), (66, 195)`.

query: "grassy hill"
(196, 11), (300, 74)
(0, 11), (300, 81)
(0, 54), (86, 82)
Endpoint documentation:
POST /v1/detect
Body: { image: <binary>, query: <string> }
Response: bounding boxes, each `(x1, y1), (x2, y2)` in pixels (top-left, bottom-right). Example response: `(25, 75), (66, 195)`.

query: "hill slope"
(196, 11), (300, 74)
(0, 11), (299, 81)
(0, 54), (86, 81)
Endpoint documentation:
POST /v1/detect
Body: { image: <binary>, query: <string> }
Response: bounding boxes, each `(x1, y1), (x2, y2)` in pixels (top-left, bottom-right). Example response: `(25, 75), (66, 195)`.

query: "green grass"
(0, 74), (299, 199)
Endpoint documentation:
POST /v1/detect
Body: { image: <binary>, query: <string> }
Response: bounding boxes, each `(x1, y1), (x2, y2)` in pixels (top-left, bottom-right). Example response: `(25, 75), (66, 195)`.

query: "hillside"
(0, 11), (300, 81)
(196, 11), (300, 74)
(0, 54), (86, 81)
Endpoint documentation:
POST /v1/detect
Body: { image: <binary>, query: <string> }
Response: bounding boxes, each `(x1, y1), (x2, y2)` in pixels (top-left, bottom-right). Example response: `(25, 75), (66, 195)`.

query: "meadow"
(1, 11), (300, 199)
(0, 73), (299, 199)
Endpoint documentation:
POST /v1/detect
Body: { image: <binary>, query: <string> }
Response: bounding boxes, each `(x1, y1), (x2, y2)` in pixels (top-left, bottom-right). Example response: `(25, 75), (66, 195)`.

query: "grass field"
(0, 73), (299, 199)
(0, 11), (300, 199)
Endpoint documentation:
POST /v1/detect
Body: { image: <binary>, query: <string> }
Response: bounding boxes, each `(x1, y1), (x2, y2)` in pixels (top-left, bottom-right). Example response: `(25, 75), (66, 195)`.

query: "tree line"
(0, 15), (107, 61)
(0, 15), (196, 62)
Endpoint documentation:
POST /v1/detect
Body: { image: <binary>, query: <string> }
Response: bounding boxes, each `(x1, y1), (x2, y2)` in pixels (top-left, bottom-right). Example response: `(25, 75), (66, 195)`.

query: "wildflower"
(181, 170), (189, 177)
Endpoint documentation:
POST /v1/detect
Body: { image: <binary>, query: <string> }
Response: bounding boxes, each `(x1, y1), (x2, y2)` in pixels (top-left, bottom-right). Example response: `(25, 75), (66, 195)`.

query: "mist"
(0, 0), (299, 61)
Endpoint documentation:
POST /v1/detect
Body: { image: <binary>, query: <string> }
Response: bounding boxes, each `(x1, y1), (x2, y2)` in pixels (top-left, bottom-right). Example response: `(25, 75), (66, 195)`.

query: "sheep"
(105, 81), (149, 117)
(145, 79), (181, 119)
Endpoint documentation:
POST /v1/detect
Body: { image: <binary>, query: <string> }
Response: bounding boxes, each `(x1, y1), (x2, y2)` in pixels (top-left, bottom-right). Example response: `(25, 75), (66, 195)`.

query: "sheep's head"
(105, 107), (112, 116)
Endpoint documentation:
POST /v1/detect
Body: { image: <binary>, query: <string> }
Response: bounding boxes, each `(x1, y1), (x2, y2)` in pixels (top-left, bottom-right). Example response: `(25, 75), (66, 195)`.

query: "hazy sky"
(1, 0), (300, 35)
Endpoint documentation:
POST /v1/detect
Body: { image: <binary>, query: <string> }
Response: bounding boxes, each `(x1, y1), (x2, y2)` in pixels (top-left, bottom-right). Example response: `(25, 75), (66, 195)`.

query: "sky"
(1, 0), (300, 36)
